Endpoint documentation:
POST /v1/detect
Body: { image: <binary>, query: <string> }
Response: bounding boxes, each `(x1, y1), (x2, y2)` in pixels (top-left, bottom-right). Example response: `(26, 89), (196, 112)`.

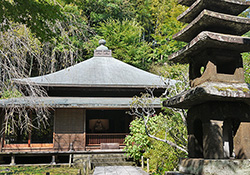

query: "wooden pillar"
(147, 159), (149, 173)
(28, 132), (31, 147)
(0, 109), (4, 152)
(125, 114), (129, 133)
(51, 155), (56, 165)
(10, 155), (16, 165)
(53, 109), (57, 150)
(83, 109), (86, 150)
(1, 133), (5, 152)
(28, 110), (32, 147)
(141, 156), (144, 169)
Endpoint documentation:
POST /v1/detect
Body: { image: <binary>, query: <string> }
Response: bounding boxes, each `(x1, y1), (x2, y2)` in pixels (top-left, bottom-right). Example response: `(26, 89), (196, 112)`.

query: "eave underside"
(178, 0), (250, 23)
(168, 31), (250, 64)
(0, 97), (162, 109)
(174, 9), (250, 43)
(163, 82), (250, 109)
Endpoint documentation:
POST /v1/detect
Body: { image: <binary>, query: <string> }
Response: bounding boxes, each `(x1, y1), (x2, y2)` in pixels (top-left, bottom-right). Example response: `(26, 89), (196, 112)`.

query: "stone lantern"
(164, 0), (250, 174)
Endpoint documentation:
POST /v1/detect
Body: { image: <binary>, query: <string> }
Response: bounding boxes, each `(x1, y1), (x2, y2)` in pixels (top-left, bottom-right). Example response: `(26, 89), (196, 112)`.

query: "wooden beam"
(83, 109), (86, 150)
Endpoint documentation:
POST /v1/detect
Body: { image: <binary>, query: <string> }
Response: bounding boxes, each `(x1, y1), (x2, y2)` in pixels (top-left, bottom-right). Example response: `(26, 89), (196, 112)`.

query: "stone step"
(74, 153), (127, 158)
(92, 161), (135, 167)
(73, 153), (134, 168)
(73, 155), (129, 161)
(91, 158), (128, 163)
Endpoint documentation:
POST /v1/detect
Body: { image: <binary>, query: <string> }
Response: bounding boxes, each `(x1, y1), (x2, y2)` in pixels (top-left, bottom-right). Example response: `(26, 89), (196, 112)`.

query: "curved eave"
(174, 9), (250, 43)
(0, 97), (162, 109)
(169, 31), (250, 64)
(13, 81), (168, 89)
(163, 82), (250, 109)
(178, 0), (250, 23)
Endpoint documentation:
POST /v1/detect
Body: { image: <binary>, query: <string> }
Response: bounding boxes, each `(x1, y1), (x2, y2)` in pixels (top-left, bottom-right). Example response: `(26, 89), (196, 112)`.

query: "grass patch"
(0, 165), (81, 175)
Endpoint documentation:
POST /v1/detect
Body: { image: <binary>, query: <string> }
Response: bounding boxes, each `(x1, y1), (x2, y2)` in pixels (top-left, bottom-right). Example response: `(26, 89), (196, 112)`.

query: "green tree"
(81, 0), (187, 70)
(85, 19), (153, 69)
(242, 31), (250, 84)
(1, 0), (63, 41)
(242, 52), (250, 84)
(125, 112), (187, 174)
(125, 62), (189, 173)
(149, 0), (186, 63)
(63, 0), (135, 27)
(124, 118), (152, 161)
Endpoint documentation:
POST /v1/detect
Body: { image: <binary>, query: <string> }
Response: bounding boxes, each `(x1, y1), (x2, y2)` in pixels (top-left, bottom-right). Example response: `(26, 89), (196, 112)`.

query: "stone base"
(100, 143), (120, 149)
(179, 158), (250, 175)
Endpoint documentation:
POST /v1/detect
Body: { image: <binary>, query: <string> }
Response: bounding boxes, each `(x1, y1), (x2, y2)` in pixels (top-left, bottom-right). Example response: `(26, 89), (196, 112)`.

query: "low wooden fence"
(86, 133), (128, 145)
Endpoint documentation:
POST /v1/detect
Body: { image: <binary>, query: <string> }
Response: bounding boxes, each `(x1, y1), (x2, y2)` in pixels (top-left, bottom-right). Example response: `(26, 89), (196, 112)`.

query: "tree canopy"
(1, 0), (186, 73)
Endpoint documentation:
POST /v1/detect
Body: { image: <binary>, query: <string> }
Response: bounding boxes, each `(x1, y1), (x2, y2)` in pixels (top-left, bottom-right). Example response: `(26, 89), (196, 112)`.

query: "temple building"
(0, 40), (174, 157)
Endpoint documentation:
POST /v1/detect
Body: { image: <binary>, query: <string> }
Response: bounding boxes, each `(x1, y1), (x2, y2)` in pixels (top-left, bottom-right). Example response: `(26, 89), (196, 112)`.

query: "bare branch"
(129, 71), (189, 153)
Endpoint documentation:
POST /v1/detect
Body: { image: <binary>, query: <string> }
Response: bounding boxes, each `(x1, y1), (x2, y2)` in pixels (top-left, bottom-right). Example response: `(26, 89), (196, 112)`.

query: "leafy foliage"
(125, 112), (187, 173)
(242, 32), (250, 84)
(125, 59), (189, 173)
(1, 0), (63, 41)
(242, 53), (250, 84)
(124, 118), (152, 161)
(1, 0), (187, 75)
(88, 19), (153, 69)
(1, 89), (22, 99)
(149, 0), (187, 63)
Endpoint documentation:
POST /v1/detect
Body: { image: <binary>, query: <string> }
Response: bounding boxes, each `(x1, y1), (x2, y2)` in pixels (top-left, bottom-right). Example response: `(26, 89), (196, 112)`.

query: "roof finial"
(94, 39), (112, 57)
(99, 39), (106, 46)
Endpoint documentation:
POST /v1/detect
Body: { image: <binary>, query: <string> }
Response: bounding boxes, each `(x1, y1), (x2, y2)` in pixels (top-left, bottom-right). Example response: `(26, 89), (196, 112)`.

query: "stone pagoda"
(164, 0), (250, 174)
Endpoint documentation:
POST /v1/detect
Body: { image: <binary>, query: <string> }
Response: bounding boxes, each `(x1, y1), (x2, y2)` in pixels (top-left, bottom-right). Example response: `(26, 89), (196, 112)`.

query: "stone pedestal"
(179, 159), (250, 175)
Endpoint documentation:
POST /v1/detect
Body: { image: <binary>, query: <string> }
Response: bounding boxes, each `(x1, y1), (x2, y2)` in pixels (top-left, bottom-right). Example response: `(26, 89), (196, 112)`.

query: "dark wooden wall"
(53, 108), (85, 151)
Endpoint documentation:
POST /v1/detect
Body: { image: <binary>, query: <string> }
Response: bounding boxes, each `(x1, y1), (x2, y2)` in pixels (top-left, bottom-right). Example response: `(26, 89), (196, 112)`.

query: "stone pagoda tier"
(164, 0), (250, 174)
